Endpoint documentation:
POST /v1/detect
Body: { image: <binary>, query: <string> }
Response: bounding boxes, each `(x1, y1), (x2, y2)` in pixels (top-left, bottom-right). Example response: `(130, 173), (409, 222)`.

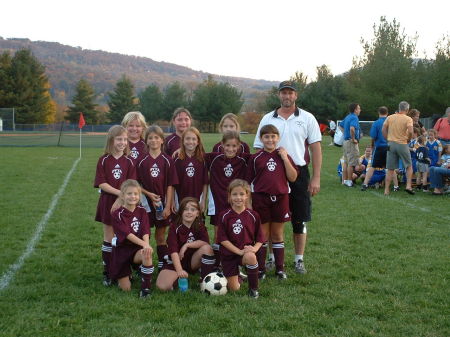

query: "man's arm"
(308, 141), (322, 196)
(382, 122), (389, 141)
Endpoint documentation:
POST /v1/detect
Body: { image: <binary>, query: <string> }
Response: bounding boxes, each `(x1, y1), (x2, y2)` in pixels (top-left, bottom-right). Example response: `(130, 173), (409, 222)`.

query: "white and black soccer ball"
(201, 272), (228, 296)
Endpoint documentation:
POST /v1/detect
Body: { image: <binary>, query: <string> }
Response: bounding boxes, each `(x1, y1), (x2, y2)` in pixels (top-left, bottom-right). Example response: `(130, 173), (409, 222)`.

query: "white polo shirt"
(253, 108), (322, 166)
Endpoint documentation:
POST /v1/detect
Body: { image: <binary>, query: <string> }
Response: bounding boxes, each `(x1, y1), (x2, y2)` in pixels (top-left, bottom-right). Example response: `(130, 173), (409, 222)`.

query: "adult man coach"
(254, 81), (322, 274)
(382, 101), (415, 195)
(342, 103), (361, 187)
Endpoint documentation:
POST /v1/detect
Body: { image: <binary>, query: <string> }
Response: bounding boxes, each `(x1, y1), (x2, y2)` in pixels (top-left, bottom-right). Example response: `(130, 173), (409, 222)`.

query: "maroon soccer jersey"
(174, 156), (209, 203)
(112, 205), (150, 246)
(205, 152), (249, 215)
(137, 153), (179, 205)
(246, 149), (297, 195)
(217, 208), (264, 256)
(163, 133), (180, 157)
(166, 222), (210, 255)
(212, 141), (251, 155)
(94, 154), (137, 225)
(128, 139), (148, 165)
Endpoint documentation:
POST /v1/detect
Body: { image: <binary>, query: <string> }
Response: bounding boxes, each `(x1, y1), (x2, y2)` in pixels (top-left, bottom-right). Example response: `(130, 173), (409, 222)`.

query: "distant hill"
(0, 37), (277, 106)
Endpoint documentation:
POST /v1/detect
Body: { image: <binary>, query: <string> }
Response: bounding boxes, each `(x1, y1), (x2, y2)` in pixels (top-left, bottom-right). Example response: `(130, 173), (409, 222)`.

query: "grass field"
(0, 134), (449, 337)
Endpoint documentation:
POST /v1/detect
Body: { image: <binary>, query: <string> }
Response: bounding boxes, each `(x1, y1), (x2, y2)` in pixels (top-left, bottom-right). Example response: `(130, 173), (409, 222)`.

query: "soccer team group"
(94, 82), (321, 299)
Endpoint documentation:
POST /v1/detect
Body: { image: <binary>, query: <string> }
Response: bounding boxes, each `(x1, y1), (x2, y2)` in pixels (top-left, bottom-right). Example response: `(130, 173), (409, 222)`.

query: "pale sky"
(1, 0), (448, 82)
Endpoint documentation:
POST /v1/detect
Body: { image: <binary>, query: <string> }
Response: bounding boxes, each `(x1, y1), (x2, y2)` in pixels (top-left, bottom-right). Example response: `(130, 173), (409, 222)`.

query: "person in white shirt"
(328, 118), (337, 146)
(254, 80), (322, 274)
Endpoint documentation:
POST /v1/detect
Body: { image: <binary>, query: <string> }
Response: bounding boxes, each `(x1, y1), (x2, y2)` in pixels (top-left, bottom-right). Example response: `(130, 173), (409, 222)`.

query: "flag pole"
(79, 126), (82, 158)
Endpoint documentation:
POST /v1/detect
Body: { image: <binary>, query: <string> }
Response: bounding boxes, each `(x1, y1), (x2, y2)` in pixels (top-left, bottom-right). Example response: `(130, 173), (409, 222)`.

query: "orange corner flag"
(78, 112), (86, 129)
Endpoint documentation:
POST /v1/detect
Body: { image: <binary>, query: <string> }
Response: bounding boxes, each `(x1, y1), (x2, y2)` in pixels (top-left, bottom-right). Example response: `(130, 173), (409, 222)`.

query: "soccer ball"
(201, 272), (228, 296)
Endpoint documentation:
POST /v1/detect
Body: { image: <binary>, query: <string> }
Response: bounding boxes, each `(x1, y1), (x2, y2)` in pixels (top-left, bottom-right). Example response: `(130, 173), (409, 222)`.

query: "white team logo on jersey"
(112, 164), (122, 179)
(224, 163), (233, 177)
(232, 219), (243, 235)
(187, 232), (195, 243)
(130, 147), (138, 159)
(266, 158), (277, 172)
(186, 162), (195, 177)
(150, 163), (160, 177)
(131, 216), (140, 232)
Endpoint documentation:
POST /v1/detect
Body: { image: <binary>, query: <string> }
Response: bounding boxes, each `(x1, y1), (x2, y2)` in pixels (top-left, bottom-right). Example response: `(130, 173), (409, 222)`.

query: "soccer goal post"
(0, 108), (16, 131)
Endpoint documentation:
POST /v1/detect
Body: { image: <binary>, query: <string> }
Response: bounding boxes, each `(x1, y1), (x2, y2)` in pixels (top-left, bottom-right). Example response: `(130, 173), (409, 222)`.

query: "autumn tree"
(108, 75), (138, 123)
(0, 52), (14, 108)
(65, 79), (98, 124)
(139, 84), (163, 123)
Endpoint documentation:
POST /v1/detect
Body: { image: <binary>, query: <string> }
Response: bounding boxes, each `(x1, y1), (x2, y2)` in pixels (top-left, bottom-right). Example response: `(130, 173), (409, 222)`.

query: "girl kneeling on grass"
(217, 179), (265, 298)
(110, 179), (154, 298)
(94, 125), (136, 286)
(156, 197), (215, 291)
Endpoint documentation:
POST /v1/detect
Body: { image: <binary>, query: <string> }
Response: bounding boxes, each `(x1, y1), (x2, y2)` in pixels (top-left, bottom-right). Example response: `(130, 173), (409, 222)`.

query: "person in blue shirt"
(361, 107), (399, 191)
(342, 103), (361, 187)
(426, 129), (443, 167)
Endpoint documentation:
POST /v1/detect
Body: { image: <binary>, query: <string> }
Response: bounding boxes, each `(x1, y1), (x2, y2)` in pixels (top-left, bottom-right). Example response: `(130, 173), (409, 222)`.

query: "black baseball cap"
(278, 80), (297, 91)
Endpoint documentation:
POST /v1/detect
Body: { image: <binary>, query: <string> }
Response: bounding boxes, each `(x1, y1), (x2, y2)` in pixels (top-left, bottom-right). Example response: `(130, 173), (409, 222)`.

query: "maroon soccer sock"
(156, 245), (169, 270)
(140, 264), (154, 290)
(246, 263), (259, 290)
(257, 242), (268, 273)
(272, 241), (285, 273)
(101, 241), (112, 277)
(200, 254), (216, 280)
(212, 243), (221, 269)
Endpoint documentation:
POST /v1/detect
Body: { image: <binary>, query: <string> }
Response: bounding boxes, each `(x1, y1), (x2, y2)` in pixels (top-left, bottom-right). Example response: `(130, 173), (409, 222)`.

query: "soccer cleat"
(139, 288), (151, 298)
(265, 258), (275, 272)
(248, 289), (259, 299)
(294, 260), (307, 274)
(258, 271), (266, 280)
(393, 186), (400, 192)
(103, 275), (112, 287)
(276, 271), (287, 280)
(360, 184), (368, 191)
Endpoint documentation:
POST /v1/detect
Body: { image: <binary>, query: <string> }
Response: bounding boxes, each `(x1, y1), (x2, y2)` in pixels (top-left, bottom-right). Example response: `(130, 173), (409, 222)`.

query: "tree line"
(0, 17), (448, 127)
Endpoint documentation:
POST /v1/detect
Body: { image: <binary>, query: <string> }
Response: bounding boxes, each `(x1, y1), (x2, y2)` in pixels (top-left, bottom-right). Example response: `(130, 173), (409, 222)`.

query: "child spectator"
(110, 180), (154, 298)
(426, 129), (443, 167)
(415, 135), (431, 191)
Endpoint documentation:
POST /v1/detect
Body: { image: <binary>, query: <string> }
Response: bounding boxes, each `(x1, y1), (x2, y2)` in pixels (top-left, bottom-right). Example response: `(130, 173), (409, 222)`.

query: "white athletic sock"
(268, 253), (274, 261)
(295, 255), (304, 263)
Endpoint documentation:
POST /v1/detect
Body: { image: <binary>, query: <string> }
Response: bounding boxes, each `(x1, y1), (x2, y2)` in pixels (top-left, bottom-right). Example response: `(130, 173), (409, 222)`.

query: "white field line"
(0, 158), (80, 291)
(323, 171), (450, 222)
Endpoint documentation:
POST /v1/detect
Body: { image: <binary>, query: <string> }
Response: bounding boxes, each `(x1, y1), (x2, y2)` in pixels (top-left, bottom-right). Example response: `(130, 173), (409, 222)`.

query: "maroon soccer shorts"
(251, 192), (291, 224)
(161, 248), (197, 274)
(148, 211), (170, 228)
(220, 254), (244, 277)
(110, 245), (141, 280)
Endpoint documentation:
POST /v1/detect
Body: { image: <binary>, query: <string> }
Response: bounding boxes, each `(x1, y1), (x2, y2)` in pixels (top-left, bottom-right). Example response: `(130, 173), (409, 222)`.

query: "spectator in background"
(342, 103), (361, 187)
(382, 101), (415, 195)
(333, 121), (344, 147)
(426, 129), (443, 167)
(429, 144), (450, 195)
(327, 117), (336, 146)
(433, 107), (450, 146)
(407, 109), (426, 135)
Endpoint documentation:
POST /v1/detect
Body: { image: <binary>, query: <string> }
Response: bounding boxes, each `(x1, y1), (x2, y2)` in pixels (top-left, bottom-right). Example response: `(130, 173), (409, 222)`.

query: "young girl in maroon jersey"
(217, 179), (264, 298)
(205, 131), (250, 265)
(173, 127), (208, 213)
(137, 125), (178, 271)
(121, 111), (148, 165)
(156, 197), (215, 291)
(94, 125), (136, 286)
(246, 124), (298, 280)
(164, 107), (193, 157)
(212, 113), (250, 154)
(110, 180), (154, 298)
